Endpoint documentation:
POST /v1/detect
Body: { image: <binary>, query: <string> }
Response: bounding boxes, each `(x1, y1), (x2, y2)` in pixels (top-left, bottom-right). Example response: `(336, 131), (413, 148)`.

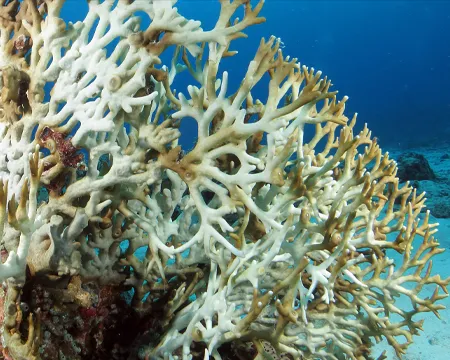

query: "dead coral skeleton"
(0, 0), (447, 359)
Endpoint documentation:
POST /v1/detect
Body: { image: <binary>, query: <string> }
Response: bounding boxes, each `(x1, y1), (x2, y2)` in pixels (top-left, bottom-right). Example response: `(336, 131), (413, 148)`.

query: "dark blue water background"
(61, 0), (450, 149)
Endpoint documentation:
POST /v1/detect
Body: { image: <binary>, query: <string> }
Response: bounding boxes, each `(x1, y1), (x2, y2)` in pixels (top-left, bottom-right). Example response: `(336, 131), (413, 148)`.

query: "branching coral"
(0, 0), (447, 359)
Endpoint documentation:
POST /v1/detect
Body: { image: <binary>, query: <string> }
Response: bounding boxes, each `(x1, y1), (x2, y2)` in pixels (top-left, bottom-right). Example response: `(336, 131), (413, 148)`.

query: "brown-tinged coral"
(0, 1), (447, 360)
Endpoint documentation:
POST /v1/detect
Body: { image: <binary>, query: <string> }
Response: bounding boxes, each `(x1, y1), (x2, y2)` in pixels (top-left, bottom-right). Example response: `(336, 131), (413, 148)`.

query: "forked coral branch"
(0, 1), (446, 360)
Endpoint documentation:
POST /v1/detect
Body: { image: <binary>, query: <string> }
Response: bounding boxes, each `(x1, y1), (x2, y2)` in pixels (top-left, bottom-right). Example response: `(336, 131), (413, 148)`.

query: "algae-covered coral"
(0, 1), (447, 359)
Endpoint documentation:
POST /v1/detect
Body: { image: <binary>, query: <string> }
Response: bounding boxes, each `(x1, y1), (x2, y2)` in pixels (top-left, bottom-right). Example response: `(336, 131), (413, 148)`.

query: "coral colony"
(0, 0), (448, 359)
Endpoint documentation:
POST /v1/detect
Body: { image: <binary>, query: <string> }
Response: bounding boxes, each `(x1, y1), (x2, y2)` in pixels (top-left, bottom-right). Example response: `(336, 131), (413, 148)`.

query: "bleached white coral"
(0, 1), (447, 360)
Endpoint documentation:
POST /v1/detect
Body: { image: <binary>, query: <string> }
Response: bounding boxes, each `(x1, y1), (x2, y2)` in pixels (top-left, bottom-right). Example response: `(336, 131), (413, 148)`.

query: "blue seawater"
(61, 0), (450, 148)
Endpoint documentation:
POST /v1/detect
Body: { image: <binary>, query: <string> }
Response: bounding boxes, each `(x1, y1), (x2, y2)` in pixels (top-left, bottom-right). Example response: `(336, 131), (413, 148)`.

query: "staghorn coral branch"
(0, 1), (447, 360)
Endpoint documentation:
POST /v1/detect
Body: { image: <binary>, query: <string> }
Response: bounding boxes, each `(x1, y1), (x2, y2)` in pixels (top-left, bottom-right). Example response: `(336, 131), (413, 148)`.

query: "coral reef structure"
(396, 152), (437, 182)
(0, 1), (448, 359)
